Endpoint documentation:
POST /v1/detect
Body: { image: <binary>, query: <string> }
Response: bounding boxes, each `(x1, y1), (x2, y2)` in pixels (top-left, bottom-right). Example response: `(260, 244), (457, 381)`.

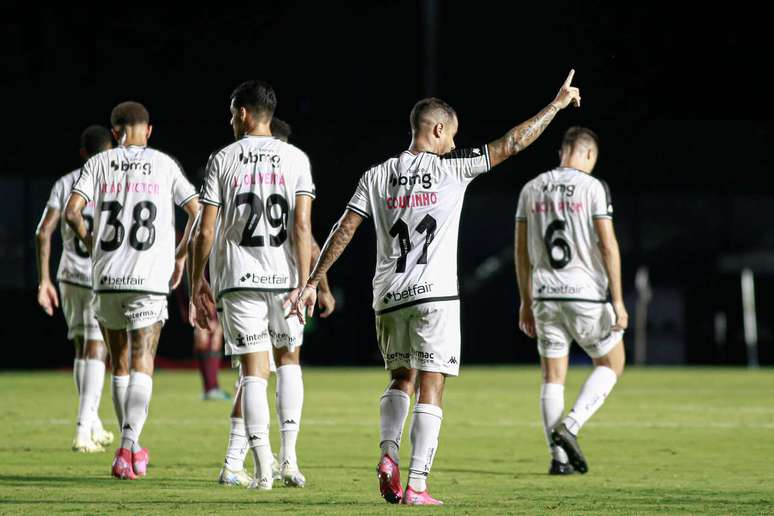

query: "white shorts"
(375, 300), (461, 376)
(534, 300), (623, 359)
(95, 292), (168, 331)
(221, 291), (304, 357)
(59, 283), (103, 341)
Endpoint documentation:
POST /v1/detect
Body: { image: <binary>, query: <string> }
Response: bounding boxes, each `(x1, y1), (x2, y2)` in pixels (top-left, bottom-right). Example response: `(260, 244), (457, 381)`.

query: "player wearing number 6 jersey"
(515, 127), (627, 476)
(192, 81), (314, 491)
(65, 101), (200, 479)
(295, 70), (581, 505)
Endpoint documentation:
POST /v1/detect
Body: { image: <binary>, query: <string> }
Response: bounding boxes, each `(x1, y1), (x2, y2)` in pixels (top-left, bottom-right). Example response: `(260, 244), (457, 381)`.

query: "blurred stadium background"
(1, 3), (772, 369)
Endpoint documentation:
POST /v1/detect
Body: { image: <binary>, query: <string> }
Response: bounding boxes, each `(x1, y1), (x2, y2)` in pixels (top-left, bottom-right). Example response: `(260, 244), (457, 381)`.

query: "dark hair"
(271, 117), (292, 142)
(110, 101), (150, 128)
(230, 80), (276, 119)
(562, 126), (599, 152)
(80, 125), (112, 157)
(410, 97), (456, 133)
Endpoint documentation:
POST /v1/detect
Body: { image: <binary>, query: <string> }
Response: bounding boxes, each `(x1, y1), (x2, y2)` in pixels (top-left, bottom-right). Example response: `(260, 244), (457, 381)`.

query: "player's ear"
(79, 147), (88, 161)
(433, 122), (444, 138)
(146, 125), (153, 140)
(111, 128), (120, 142)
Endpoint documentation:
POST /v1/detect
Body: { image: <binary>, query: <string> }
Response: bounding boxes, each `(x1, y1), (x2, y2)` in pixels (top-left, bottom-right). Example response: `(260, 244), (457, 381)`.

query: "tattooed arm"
(487, 69), (581, 168)
(289, 209), (364, 320)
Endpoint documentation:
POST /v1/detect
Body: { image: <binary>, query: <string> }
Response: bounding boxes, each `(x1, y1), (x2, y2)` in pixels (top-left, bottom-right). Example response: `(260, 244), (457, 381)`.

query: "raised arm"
(291, 209), (364, 319)
(487, 69), (581, 168)
(35, 207), (61, 316)
(594, 218), (628, 330)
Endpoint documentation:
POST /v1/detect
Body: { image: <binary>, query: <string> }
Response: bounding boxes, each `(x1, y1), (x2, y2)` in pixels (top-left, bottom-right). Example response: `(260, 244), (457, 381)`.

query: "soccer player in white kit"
(515, 127), (627, 475)
(192, 81), (315, 490)
(35, 125), (115, 453)
(295, 71), (581, 505)
(65, 101), (200, 479)
(208, 117), (336, 488)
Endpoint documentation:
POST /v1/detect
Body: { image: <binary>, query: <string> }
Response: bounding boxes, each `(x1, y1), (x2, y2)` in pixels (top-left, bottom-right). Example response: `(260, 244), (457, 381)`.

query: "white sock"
(111, 375), (130, 432)
(76, 359), (105, 440)
(379, 388), (410, 463)
(408, 403), (443, 492)
(74, 358), (86, 396)
(242, 376), (273, 481)
(276, 365), (303, 467)
(564, 366), (618, 435)
(120, 372), (153, 452)
(224, 417), (249, 471)
(540, 383), (569, 463)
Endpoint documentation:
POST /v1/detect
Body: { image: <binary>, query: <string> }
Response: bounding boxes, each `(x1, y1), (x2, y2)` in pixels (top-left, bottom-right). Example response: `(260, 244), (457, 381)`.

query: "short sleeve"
(46, 177), (66, 211)
(170, 157), (198, 207)
(590, 179), (613, 219)
(72, 162), (95, 203)
(199, 152), (222, 207)
(440, 145), (491, 183)
(294, 152), (316, 199)
(515, 185), (529, 222)
(346, 172), (372, 218)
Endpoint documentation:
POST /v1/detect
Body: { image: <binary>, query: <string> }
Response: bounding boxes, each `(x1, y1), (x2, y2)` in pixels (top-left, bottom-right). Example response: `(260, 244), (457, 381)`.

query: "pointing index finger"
(564, 69), (575, 88)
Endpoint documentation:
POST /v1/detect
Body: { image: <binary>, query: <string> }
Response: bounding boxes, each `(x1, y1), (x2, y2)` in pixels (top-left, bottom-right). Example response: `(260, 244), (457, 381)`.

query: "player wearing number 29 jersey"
(299, 70), (583, 505)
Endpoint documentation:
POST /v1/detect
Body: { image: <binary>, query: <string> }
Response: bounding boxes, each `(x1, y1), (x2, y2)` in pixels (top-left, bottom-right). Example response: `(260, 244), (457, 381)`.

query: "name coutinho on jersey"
(385, 192), (438, 210)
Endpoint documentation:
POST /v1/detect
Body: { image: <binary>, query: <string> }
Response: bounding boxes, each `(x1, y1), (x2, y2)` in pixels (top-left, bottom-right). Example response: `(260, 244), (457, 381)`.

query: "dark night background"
(2, 3), (772, 368)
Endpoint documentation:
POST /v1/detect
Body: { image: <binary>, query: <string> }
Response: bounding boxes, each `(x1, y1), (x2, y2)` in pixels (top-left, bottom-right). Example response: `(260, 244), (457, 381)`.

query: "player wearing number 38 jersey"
(297, 70), (582, 505)
(66, 101), (200, 480)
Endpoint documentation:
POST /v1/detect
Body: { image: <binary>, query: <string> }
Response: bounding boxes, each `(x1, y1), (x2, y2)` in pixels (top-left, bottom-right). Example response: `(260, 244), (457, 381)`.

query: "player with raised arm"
(192, 81), (315, 490)
(65, 101), (200, 479)
(36, 125), (115, 453)
(295, 71), (581, 505)
(515, 126), (627, 475)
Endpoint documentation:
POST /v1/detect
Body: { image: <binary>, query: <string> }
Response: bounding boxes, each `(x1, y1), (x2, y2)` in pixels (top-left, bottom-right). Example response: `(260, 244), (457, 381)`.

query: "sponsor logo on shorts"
(386, 351), (435, 364)
(235, 330), (269, 347)
(446, 356), (458, 365)
(268, 328), (298, 347)
(382, 282), (434, 304)
(239, 273), (289, 286)
(100, 275), (146, 287)
(537, 284), (583, 295)
(110, 160), (152, 175)
(127, 309), (158, 321)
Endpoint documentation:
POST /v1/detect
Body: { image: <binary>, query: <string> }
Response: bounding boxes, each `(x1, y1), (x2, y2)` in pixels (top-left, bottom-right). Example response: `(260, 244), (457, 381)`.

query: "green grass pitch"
(1, 367), (772, 514)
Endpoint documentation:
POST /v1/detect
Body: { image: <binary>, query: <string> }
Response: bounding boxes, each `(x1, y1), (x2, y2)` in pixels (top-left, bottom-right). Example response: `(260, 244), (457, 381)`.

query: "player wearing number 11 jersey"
(66, 101), (200, 479)
(296, 70), (582, 505)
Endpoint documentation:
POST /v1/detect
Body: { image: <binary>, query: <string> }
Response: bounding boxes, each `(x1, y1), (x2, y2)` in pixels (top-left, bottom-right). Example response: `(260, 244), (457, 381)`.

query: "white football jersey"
(347, 147), (491, 314)
(515, 167), (613, 302)
(72, 145), (198, 295)
(199, 135), (316, 299)
(47, 169), (95, 287)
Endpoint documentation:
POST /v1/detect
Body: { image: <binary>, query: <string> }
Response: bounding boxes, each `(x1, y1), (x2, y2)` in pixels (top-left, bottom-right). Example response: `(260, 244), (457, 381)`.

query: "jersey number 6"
(544, 219), (572, 269)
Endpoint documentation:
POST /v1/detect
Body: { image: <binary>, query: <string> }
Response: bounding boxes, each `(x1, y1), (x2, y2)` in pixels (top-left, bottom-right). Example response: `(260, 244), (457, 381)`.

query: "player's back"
(73, 145), (197, 295)
(50, 169), (95, 287)
(348, 147), (491, 313)
(516, 167), (613, 303)
(200, 135), (315, 298)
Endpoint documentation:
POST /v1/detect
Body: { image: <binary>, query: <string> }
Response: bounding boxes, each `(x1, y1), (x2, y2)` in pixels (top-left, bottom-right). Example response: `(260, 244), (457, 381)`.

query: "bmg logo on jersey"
(239, 151), (281, 168)
(390, 172), (433, 189)
(110, 160), (152, 175)
(382, 281), (434, 304)
(543, 183), (575, 197)
(239, 272), (289, 287)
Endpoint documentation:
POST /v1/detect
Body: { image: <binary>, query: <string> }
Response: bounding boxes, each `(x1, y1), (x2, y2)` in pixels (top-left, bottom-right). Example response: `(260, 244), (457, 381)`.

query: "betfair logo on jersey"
(382, 282), (434, 304)
(238, 273), (289, 286)
(110, 160), (152, 175)
(543, 183), (576, 197)
(99, 275), (146, 287)
(389, 172), (433, 189)
(235, 330), (269, 347)
(537, 284), (583, 295)
(239, 151), (281, 167)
